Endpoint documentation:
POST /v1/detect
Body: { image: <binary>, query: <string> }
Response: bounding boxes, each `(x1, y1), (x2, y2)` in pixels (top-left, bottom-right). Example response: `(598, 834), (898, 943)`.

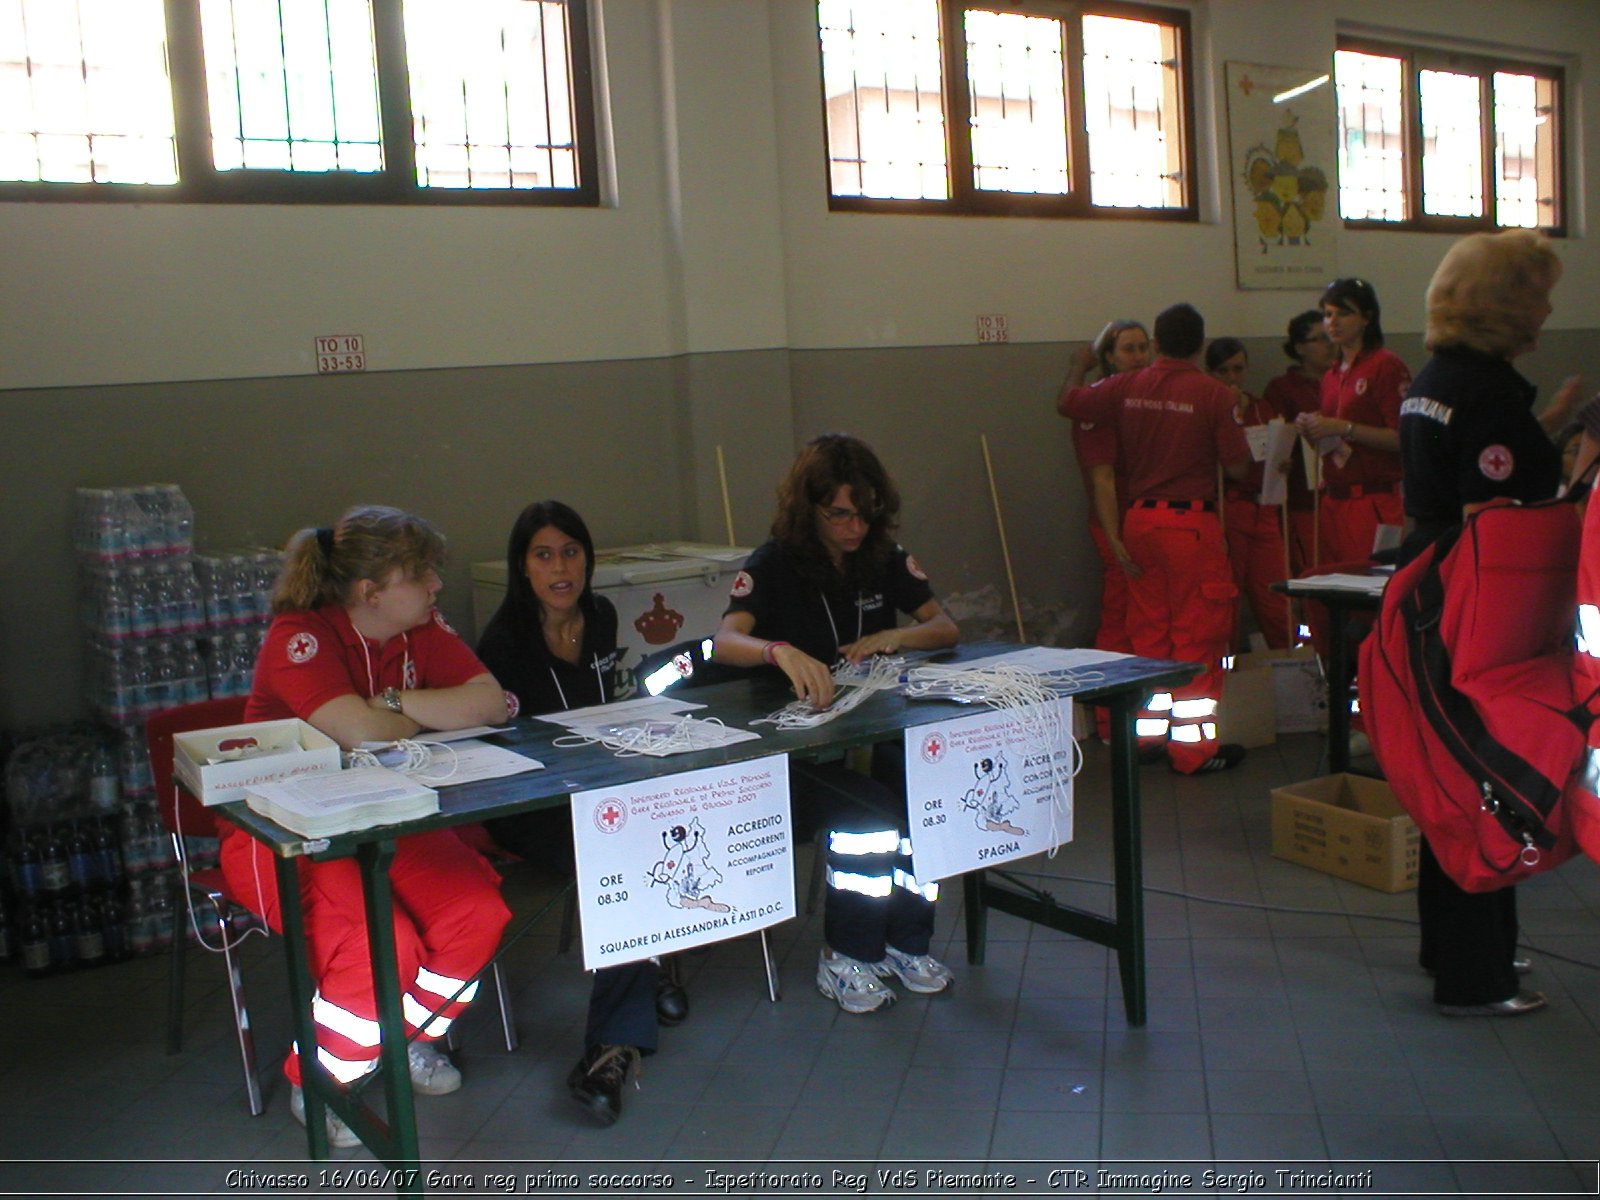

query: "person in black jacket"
(477, 500), (685, 1124)
(1399, 230), (1580, 1017)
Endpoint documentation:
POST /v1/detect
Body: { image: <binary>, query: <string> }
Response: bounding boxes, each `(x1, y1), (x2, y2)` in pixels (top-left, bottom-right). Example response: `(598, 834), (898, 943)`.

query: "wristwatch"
(379, 686), (404, 713)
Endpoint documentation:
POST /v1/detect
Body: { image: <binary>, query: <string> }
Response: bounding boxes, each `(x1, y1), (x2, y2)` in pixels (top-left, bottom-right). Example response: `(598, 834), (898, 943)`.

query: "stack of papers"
(245, 766), (438, 838)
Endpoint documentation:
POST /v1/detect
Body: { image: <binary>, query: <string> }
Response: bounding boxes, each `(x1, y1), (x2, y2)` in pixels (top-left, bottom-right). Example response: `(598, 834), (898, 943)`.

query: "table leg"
(276, 855), (329, 1158)
(1326, 598), (1351, 775)
(963, 870), (988, 965)
(355, 839), (423, 1183)
(1107, 691), (1146, 1027)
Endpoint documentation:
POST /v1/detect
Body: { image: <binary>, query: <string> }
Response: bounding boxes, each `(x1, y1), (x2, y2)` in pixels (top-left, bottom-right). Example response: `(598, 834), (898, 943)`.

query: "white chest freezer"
(471, 541), (751, 676)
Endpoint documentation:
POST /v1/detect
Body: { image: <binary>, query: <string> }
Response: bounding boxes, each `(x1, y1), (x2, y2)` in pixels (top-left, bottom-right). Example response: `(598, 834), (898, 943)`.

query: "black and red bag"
(1360, 492), (1598, 892)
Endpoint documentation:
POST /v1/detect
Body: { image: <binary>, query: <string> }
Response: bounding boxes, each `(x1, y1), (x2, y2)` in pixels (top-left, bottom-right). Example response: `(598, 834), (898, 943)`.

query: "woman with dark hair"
(1399, 229), (1581, 1018)
(476, 499), (685, 1126)
(714, 434), (959, 1013)
(1263, 310), (1335, 573)
(222, 505), (511, 1147)
(1293, 278), (1411, 563)
(1058, 320), (1150, 739)
(1206, 337), (1293, 649)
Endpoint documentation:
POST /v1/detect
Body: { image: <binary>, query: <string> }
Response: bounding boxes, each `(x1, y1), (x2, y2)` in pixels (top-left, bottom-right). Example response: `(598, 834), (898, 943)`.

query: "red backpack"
(1359, 494), (1596, 891)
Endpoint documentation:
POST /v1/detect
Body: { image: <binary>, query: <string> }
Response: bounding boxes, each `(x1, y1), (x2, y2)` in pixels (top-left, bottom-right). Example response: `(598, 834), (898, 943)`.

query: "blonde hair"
(272, 505), (446, 614)
(1424, 229), (1561, 357)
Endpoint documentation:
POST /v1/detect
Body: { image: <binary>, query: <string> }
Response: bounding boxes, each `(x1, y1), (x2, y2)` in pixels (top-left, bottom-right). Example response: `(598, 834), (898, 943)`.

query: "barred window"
(1334, 38), (1562, 233)
(0, 0), (598, 205)
(819, 0), (1195, 220)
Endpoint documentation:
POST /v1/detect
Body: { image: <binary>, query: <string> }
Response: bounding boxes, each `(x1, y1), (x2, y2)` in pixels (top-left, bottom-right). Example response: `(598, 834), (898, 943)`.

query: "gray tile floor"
(3, 733), (1597, 1197)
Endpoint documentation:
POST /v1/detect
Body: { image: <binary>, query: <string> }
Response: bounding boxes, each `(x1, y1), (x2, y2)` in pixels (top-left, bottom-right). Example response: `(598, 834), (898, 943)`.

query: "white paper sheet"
(1284, 573), (1387, 596)
(426, 739), (545, 787)
(1257, 419), (1300, 506)
(535, 695), (704, 734)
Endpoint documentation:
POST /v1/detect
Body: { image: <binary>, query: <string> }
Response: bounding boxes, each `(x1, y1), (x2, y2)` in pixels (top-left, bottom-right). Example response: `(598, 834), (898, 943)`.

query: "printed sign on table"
(570, 754), (794, 970)
(904, 698), (1075, 882)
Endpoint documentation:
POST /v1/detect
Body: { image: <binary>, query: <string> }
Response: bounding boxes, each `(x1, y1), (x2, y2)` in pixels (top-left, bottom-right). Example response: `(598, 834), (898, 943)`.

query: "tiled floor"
(3, 733), (1597, 1197)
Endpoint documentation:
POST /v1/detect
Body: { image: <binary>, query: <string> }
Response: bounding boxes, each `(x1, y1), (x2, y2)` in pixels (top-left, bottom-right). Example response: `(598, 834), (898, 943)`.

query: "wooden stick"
(714, 444), (736, 548)
(980, 434), (1026, 642)
(1216, 464), (1227, 537)
(1281, 496), (1295, 646)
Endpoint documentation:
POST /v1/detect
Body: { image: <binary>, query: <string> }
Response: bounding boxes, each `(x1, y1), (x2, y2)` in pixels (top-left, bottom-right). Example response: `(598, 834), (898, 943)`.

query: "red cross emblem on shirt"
(593, 799), (627, 834)
(1478, 444), (1514, 482)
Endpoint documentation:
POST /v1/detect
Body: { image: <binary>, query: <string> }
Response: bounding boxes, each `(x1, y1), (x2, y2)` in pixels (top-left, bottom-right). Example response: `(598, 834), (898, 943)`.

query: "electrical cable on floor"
(995, 867), (1600, 972)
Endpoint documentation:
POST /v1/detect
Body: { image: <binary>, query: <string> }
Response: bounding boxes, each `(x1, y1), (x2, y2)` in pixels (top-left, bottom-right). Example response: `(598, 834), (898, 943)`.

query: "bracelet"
(762, 640), (790, 666)
(379, 686), (404, 713)
(1341, 421), (1357, 443)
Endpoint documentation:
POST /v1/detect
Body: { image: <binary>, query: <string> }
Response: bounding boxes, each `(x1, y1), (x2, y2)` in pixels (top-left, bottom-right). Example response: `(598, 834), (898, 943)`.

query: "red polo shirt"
(1320, 347), (1410, 489)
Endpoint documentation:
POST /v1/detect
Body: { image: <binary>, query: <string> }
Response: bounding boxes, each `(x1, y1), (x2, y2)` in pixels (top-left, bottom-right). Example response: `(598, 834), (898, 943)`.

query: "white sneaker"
(289, 1084), (360, 1149)
(873, 945), (954, 994)
(407, 1040), (462, 1096)
(816, 948), (896, 1014)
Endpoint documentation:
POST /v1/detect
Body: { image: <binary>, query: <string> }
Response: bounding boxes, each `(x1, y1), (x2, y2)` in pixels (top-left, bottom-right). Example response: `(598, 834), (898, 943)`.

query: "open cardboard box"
(1270, 772), (1419, 892)
(173, 718), (341, 806)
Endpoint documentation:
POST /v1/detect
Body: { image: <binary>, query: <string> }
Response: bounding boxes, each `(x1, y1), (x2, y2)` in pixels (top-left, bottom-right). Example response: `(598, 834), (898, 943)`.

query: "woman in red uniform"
(1066, 320), (1149, 739)
(220, 505), (510, 1145)
(1262, 311), (1336, 575)
(1206, 337), (1293, 649)
(1295, 279), (1411, 563)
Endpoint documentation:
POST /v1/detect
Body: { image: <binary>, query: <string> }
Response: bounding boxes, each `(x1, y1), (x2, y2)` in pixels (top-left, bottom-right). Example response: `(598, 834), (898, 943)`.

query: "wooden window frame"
(1, 0), (599, 207)
(1336, 36), (1564, 236)
(819, 0), (1197, 221)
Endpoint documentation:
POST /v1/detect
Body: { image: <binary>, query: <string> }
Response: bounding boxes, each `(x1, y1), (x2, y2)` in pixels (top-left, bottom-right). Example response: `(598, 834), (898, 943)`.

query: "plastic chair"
(146, 699), (519, 1117)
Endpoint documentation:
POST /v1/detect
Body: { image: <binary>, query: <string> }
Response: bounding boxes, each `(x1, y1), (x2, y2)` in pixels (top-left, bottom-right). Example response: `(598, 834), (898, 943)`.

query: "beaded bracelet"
(762, 640), (790, 666)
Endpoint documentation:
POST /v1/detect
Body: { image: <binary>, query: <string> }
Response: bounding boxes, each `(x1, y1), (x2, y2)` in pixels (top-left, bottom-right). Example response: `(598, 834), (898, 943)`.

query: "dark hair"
(1153, 303), (1205, 360)
(273, 505), (445, 614)
(487, 499), (598, 637)
(1093, 319), (1149, 377)
(1319, 277), (1384, 350)
(1204, 337), (1247, 373)
(1282, 309), (1323, 361)
(772, 433), (900, 587)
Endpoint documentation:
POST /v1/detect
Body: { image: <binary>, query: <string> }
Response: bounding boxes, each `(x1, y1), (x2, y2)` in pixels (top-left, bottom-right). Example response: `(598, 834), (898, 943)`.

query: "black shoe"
(1180, 744), (1246, 774)
(1137, 744), (1167, 766)
(1437, 990), (1547, 1018)
(655, 977), (689, 1026)
(567, 1044), (640, 1126)
(1424, 956), (1532, 978)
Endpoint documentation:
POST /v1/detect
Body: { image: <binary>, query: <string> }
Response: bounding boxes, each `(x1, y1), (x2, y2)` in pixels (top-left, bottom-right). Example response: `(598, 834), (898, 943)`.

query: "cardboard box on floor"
(1270, 773), (1419, 892)
(1230, 646), (1327, 735)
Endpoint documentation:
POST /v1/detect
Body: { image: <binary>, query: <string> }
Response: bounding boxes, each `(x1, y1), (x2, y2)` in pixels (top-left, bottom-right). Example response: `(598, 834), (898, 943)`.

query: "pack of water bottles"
(74, 485), (195, 562)
(84, 636), (211, 725)
(194, 552), (281, 630)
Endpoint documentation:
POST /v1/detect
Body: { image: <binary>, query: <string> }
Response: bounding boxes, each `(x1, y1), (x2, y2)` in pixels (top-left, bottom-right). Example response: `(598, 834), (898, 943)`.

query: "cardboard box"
(1218, 663), (1276, 749)
(173, 719), (341, 806)
(1235, 646), (1327, 733)
(1270, 773), (1419, 892)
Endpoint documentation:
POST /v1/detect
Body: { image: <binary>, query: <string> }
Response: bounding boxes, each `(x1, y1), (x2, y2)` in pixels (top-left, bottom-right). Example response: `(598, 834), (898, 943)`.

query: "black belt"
(1133, 499), (1215, 512)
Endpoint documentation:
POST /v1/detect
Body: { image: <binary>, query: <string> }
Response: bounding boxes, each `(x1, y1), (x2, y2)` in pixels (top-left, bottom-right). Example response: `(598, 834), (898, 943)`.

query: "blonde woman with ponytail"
(219, 505), (510, 1146)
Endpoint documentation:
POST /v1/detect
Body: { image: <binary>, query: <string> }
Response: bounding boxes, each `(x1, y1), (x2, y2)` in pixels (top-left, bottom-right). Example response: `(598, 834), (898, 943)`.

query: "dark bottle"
(0, 888), (13, 961)
(93, 818), (122, 886)
(100, 892), (127, 961)
(48, 902), (75, 970)
(20, 906), (52, 977)
(67, 821), (97, 891)
(73, 896), (105, 966)
(39, 825), (71, 896)
(12, 833), (42, 900)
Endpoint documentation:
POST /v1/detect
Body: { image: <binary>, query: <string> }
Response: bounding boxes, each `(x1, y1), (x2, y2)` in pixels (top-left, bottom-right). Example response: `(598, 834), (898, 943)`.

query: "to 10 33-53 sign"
(315, 334), (365, 374)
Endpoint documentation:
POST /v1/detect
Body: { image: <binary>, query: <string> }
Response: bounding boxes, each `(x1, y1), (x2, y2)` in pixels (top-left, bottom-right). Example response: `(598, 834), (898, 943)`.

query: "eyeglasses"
(818, 504), (877, 527)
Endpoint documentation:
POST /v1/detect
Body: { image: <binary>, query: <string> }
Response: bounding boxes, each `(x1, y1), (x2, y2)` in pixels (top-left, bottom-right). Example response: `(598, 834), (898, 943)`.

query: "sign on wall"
(570, 754), (794, 970)
(1224, 62), (1340, 290)
(904, 698), (1075, 882)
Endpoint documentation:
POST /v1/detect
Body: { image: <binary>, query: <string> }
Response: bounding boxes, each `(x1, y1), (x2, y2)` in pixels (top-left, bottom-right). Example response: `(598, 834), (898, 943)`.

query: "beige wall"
(1, 0), (1595, 723)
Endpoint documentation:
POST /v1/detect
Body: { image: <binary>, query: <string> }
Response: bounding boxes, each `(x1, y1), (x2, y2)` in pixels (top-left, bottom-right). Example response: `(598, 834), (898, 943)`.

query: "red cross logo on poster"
(921, 732), (946, 764)
(593, 798), (627, 834)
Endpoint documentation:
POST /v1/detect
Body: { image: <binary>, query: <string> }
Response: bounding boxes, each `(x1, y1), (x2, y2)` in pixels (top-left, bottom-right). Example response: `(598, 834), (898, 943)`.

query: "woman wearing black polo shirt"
(1399, 230), (1580, 1017)
(477, 500), (686, 1124)
(714, 434), (960, 1014)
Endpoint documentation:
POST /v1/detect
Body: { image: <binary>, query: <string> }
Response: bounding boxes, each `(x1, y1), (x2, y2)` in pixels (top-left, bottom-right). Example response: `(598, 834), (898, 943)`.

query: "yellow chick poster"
(1225, 62), (1340, 289)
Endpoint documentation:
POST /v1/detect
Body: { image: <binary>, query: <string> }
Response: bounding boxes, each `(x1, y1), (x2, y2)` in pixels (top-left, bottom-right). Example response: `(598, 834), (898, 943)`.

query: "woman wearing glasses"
(713, 433), (959, 1013)
(1294, 278), (1411, 564)
(1263, 310), (1336, 573)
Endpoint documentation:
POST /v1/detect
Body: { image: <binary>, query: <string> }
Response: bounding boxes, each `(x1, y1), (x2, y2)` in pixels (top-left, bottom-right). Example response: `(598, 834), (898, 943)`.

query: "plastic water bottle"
(177, 563), (203, 632)
(165, 485), (194, 556)
(20, 907), (52, 977)
(201, 559), (233, 629)
(127, 567), (156, 637)
(102, 572), (132, 639)
(177, 639), (208, 704)
(228, 631), (257, 698)
(88, 740), (120, 815)
(152, 567), (181, 635)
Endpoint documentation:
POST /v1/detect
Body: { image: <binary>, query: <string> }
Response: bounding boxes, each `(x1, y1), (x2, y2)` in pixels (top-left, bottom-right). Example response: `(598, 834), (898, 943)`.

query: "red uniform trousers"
(1317, 488), (1402, 564)
(1223, 497), (1292, 650)
(1122, 504), (1237, 773)
(220, 827), (510, 1087)
(1089, 524), (1136, 741)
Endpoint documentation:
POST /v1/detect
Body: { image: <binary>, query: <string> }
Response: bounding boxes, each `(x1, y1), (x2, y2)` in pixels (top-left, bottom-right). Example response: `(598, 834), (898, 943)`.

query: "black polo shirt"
(1399, 345), (1560, 563)
(724, 539), (935, 665)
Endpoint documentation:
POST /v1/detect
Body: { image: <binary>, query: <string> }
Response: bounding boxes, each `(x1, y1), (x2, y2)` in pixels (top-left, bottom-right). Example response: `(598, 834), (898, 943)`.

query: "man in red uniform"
(1058, 303), (1252, 774)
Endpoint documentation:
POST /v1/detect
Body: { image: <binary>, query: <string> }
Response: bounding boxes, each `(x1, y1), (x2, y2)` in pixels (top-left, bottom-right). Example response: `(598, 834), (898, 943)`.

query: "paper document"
(538, 696), (705, 735)
(940, 646), (1136, 674)
(428, 739), (544, 787)
(1257, 420), (1300, 506)
(427, 725), (511, 743)
(245, 766), (438, 838)
(1284, 573), (1388, 596)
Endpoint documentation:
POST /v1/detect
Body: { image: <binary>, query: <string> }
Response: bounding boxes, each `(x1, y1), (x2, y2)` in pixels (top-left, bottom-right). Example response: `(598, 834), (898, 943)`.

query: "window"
(818, 0), (1195, 219)
(0, 0), (598, 205)
(1333, 38), (1562, 233)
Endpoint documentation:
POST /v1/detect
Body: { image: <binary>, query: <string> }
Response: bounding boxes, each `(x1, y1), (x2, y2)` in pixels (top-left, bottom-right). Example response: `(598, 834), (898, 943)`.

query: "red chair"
(146, 699), (520, 1116)
(144, 697), (263, 1115)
